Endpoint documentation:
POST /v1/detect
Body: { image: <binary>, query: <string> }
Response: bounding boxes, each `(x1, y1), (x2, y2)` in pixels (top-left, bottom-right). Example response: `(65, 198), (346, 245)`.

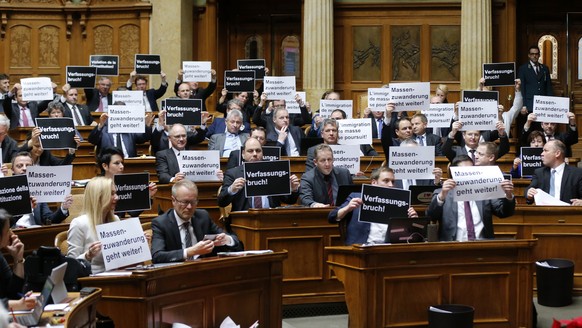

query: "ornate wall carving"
(39, 25), (60, 67)
(93, 25), (113, 55)
(120, 24), (139, 68)
(10, 25), (31, 67)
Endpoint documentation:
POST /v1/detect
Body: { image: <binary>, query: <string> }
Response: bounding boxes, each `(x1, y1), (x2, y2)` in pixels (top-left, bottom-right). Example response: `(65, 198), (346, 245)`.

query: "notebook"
(16, 277), (54, 327)
(385, 217), (431, 243)
(49, 262), (68, 303)
(408, 185), (438, 205)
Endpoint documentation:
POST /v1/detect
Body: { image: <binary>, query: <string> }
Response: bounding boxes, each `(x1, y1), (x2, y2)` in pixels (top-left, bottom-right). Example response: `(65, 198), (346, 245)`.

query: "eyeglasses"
(173, 197), (198, 207)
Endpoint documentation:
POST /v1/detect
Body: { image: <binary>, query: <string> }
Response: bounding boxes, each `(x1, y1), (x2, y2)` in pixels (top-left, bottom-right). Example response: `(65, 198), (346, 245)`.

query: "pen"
(10, 307), (17, 324)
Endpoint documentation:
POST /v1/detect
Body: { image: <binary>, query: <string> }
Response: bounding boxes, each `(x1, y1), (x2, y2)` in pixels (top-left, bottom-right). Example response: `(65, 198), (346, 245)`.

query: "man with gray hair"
(266, 104), (304, 156)
(0, 115), (18, 164)
(208, 109), (249, 157)
(206, 98), (251, 138)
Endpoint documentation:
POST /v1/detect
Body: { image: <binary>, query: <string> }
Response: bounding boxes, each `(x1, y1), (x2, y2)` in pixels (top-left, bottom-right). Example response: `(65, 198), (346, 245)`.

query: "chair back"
(54, 230), (69, 255)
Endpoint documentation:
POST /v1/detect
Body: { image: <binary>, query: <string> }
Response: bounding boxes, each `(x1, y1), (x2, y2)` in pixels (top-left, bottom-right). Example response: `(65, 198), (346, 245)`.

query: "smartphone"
(503, 173), (512, 181)
(203, 234), (218, 241)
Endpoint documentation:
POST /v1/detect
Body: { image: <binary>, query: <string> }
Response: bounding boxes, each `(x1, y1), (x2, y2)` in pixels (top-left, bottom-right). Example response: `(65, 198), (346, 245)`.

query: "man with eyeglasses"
(152, 179), (242, 263)
(156, 123), (221, 184)
(84, 76), (113, 112)
(518, 45), (553, 113)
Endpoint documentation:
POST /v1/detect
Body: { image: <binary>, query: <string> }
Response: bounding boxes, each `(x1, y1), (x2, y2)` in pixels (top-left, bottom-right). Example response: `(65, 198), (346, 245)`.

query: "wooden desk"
(79, 252), (286, 328)
(229, 208), (345, 305)
(63, 290), (102, 328)
(326, 240), (536, 328)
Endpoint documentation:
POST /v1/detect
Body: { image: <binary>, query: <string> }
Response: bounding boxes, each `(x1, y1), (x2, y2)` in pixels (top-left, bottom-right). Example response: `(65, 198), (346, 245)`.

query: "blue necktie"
(549, 169), (556, 197)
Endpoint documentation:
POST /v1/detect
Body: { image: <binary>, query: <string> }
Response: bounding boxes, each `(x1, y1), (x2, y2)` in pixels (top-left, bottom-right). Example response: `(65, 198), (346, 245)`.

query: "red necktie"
(21, 107), (30, 127)
(325, 176), (334, 206)
(253, 197), (262, 209)
(464, 201), (476, 240)
(98, 94), (104, 112)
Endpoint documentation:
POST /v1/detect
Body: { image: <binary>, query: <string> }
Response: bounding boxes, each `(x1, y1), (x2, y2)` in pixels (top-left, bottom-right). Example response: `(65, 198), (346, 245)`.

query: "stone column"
(460, 0), (492, 90)
(303, 0), (334, 109)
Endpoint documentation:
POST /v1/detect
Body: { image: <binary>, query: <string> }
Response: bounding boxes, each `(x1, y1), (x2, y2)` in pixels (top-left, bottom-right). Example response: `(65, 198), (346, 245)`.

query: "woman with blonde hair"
(67, 176), (119, 273)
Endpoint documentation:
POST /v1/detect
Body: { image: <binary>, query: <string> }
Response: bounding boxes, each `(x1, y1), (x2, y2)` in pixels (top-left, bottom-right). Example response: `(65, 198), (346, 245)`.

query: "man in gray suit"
(208, 109), (249, 157)
(426, 155), (515, 241)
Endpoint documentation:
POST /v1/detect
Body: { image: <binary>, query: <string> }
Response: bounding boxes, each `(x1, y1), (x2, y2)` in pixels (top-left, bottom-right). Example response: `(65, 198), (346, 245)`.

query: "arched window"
(245, 35), (263, 59)
(538, 35), (558, 79)
(281, 35), (300, 77)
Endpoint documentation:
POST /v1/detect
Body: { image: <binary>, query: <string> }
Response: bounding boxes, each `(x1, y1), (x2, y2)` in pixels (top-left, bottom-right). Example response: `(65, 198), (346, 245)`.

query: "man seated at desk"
(218, 137), (300, 211)
(208, 109), (249, 157)
(426, 154), (515, 241)
(300, 144), (353, 207)
(525, 139), (582, 206)
(151, 180), (242, 263)
(328, 166), (419, 245)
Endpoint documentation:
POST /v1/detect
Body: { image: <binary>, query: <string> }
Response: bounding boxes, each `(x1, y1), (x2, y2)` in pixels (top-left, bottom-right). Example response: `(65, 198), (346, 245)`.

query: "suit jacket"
(218, 166), (299, 211)
(426, 189), (515, 241)
(328, 192), (371, 245)
(205, 117), (251, 138)
(267, 125), (304, 156)
(518, 62), (553, 111)
(300, 166), (353, 206)
(1, 136), (18, 164)
(128, 84), (167, 112)
(253, 105), (311, 134)
(369, 116), (385, 139)
(32, 203), (68, 225)
(84, 88), (112, 112)
(2, 96), (50, 129)
(305, 144), (378, 171)
(525, 165), (582, 204)
(155, 148), (180, 184)
(150, 127), (206, 155)
(414, 133), (443, 156)
(173, 81), (217, 112)
(208, 133), (249, 156)
(521, 127), (578, 157)
(151, 209), (242, 263)
(88, 124), (151, 157)
(441, 134), (510, 162)
(61, 102), (94, 125)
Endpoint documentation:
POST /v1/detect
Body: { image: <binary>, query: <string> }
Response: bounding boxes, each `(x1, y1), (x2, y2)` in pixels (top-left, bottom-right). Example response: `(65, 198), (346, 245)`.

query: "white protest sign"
(112, 90), (144, 106)
(389, 82), (430, 112)
(263, 76), (296, 100)
(20, 77), (53, 101)
(329, 144), (360, 175)
(368, 88), (391, 111)
(182, 61), (212, 82)
(179, 150), (221, 181)
(533, 95), (570, 124)
(107, 105), (145, 133)
(286, 91), (305, 114)
(97, 217), (151, 271)
(458, 101), (498, 131)
(449, 165), (505, 201)
(388, 146), (435, 180)
(423, 104), (455, 128)
(337, 118), (372, 145)
(319, 100), (353, 119)
(27, 165), (72, 203)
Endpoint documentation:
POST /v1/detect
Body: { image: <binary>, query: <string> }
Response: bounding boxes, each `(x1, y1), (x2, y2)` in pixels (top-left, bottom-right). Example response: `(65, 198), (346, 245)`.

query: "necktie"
(377, 119), (383, 137)
(98, 94), (104, 112)
(182, 221), (194, 260)
(534, 64), (538, 75)
(253, 196), (262, 209)
(549, 169), (556, 197)
(325, 175), (334, 206)
(418, 135), (425, 146)
(464, 201), (476, 241)
(469, 149), (476, 163)
(21, 107), (30, 127)
(116, 133), (123, 149)
(546, 135), (553, 141)
(71, 104), (83, 126)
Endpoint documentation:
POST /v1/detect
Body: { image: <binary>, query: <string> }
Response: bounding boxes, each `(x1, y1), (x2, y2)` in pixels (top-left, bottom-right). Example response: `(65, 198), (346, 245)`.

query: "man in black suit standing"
(59, 84), (94, 126)
(266, 105), (304, 156)
(525, 140), (582, 205)
(126, 70), (168, 112)
(151, 179), (242, 263)
(411, 113), (443, 156)
(218, 137), (300, 211)
(88, 112), (154, 158)
(85, 77), (113, 112)
(173, 69), (217, 112)
(518, 45), (553, 113)
(2, 83), (51, 129)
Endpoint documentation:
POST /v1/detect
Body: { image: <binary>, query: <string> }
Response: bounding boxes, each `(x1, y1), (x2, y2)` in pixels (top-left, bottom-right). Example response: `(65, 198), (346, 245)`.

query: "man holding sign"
(2, 83), (51, 129)
(521, 111), (578, 157)
(88, 111), (154, 158)
(152, 180), (242, 263)
(84, 77), (113, 112)
(218, 138), (300, 211)
(173, 68), (217, 112)
(126, 70), (168, 112)
(328, 166), (419, 245)
(426, 155), (515, 241)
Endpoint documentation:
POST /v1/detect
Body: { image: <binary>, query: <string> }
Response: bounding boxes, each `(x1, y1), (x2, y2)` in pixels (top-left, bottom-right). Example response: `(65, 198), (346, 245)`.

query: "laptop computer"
(385, 217), (431, 243)
(49, 262), (68, 303)
(335, 184), (362, 206)
(408, 185), (438, 205)
(16, 277), (55, 327)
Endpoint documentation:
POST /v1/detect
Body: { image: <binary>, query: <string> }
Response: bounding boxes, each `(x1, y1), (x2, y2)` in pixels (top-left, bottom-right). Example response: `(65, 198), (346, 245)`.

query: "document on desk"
(93, 271), (133, 277)
(217, 250), (273, 257)
(533, 189), (570, 206)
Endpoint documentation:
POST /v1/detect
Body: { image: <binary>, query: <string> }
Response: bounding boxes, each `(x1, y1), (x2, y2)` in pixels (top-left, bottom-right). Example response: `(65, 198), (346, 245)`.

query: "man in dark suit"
(126, 70), (168, 112)
(218, 137), (300, 211)
(441, 120), (510, 163)
(225, 126), (268, 170)
(173, 69), (217, 112)
(59, 84), (94, 126)
(300, 144), (353, 207)
(151, 179), (242, 263)
(328, 166), (419, 245)
(0, 115), (18, 164)
(253, 96), (311, 134)
(0, 73), (10, 100)
(411, 113), (442, 156)
(396, 138), (443, 188)
(305, 118), (377, 172)
(368, 110), (385, 139)
(156, 123), (215, 184)
(426, 155), (515, 241)
(521, 111), (578, 157)
(518, 45), (553, 113)
(208, 109), (249, 157)
(88, 112), (154, 158)
(150, 105), (209, 155)
(525, 140), (582, 205)
(266, 106), (304, 156)
(2, 83), (51, 129)
(84, 77), (113, 112)
(206, 98), (251, 138)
